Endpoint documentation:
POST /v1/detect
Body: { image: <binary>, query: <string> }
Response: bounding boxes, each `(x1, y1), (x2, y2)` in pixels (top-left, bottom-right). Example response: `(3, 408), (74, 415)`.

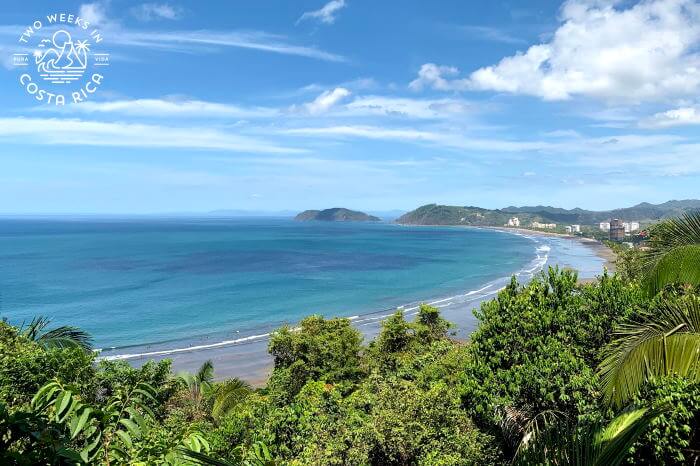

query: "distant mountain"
(295, 208), (381, 222)
(397, 200), (700, 226)
(367, 210), (407, 221)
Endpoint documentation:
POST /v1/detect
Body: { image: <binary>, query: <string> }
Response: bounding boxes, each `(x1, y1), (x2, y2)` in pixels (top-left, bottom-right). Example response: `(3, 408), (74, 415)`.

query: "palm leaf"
(598, 296), (700, 407)
(211, 378), (252, 421)
(643, 244), (700, 296)
(38, 325), (93, 350)
(20, 316), (93, 350)
(591, 407), (665, 466)
(197, 360), (215, 386)
(642, 212), (700, 294)
(514, 405), (669, 466)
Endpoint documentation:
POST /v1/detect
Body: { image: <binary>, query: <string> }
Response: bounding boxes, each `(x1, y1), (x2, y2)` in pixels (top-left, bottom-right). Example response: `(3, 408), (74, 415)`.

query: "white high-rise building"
(622, 222), (640, 233)
(571, 224), (581, 233)
(565, 226), (572, 233)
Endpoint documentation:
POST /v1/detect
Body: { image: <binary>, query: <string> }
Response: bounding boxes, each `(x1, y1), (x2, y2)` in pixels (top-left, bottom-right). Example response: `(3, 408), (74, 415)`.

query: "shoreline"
(483, 226), (616, 273)
(110, 225), (614, 385)
(396, 223), (617, 273)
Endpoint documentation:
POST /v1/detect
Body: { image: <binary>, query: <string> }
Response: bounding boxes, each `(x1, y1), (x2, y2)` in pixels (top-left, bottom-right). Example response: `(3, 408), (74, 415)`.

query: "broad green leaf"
(71, 407), (92, 439)
(115, 429), (133, 449)
(119, 418), (140, 437)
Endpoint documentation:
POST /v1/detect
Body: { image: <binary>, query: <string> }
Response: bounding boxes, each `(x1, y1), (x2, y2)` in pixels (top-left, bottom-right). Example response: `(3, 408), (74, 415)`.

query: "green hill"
(295, 208), (381, 222)
(397, 200), (700, 226)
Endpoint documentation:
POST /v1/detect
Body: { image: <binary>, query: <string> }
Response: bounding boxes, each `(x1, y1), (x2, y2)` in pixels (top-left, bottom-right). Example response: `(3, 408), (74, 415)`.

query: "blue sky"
(1, 0), (700, 214)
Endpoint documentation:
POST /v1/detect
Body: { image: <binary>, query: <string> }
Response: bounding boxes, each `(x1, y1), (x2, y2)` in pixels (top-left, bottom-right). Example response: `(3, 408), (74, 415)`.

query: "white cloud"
(48, 94), (474, 122)
(0, 21), (345, 62)
(131, 3), (183, 21)
(282, 125), (556, 152)
(112, 29), (346, 62)
(409, 64), (463, 92)
(79, 2), (108, 25)
(641, 106), (700, 128)
(345, 96), (473, 119)
(0, 118), (301, 154)
(411, 0), (700, 103)
(63, 98), (279, 119)
(291, 87), (351, 115)
(297, 0), (347, 25)
(458, 25), (526, 45)
(281, 124), (685, 159)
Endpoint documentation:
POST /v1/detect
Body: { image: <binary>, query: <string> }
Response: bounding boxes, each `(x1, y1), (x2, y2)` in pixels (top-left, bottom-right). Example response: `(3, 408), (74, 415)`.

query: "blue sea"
(0, 217), (600, 368)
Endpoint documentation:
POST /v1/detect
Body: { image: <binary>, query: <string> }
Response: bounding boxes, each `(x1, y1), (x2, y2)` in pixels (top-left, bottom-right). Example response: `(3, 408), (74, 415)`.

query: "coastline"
(397, 223), (617, 273)
(484, 226), (617, 273)
(111, 225), (614, 386)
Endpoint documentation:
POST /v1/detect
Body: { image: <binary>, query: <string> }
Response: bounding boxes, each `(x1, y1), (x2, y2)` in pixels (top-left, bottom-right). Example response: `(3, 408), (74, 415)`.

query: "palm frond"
(591, 406), (667, 466)
(20, 316), (51, 341)
(211, 378), (252, 421)
(197, 360), (215, 386)
(38, 326), (93, 350)
(598, 296), (700, 407)
(643, 244), (700, 295)
(19, 316), (93, 351)
(514, 405), (669, 466)
(641, 212), (700, 294)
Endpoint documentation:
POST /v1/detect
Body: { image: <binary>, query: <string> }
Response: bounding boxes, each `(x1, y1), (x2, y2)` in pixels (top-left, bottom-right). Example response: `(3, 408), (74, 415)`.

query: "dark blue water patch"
(75, 257), (155, 271)
(157, 250), (436, 275)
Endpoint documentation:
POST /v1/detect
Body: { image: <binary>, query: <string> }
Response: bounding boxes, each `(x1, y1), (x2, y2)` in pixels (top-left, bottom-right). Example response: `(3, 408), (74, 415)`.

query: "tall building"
(610, 218), (625, 242)
(599, 222), (610, 231)
(571, 224), (581, 233)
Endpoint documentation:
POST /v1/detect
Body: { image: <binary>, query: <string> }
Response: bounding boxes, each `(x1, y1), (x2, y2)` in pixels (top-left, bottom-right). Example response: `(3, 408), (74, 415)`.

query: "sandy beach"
(489, 226), (617, 272)
(113, 226), (616, 386)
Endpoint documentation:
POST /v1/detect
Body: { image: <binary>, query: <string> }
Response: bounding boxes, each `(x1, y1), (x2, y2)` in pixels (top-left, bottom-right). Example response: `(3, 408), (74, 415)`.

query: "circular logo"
(12, 13), (110, 106)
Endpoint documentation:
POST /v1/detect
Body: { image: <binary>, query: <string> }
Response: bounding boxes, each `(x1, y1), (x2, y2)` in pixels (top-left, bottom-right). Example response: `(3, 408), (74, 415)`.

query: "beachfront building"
(623, 221), (640, 233)
(599, 222), (611, 231)
(571, 224), (581, 233)
(506, 217), (520, 227)
(531, 221), (557, 229)
(565, 226), (572, 233)
(610, 218), (626, 242)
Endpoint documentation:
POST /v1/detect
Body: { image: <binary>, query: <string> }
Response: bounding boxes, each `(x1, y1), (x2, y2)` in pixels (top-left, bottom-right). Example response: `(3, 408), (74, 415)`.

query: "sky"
(1, 0), (700, 214)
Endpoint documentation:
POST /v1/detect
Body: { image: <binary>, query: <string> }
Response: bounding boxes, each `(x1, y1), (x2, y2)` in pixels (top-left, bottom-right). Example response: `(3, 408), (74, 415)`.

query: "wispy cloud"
(111, 29), (346, 62)
(0, 117), (302, 154)
(131, 3), (183, 21)
(289, 88), (352, 115)
(281, 125), (556, 152)
(457, 25), (526, 45)
(79, 2), (108, 26)
(60, 98), (279, 119)
(0, 21), (346, 62)
(297, 0), (347, 25)
(50, 94), (477, 121)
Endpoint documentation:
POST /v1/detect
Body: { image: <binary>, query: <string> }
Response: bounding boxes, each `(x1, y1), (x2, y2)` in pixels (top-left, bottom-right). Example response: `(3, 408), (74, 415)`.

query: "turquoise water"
(0, 218), (538, 353)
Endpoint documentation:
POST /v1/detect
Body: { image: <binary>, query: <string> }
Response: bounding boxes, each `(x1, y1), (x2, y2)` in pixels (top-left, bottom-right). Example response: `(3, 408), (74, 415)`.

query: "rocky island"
(294, 208), (381, 222)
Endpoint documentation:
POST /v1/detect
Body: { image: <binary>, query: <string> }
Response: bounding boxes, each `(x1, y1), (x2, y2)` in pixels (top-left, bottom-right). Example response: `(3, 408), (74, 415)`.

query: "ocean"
(0, 217), (603, 376)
